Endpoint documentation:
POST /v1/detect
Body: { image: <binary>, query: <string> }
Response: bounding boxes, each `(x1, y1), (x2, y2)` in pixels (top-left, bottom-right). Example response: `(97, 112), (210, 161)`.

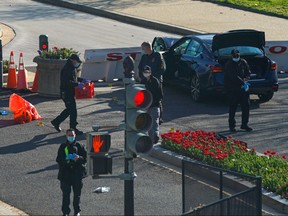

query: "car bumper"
(206, 82), (279, 96)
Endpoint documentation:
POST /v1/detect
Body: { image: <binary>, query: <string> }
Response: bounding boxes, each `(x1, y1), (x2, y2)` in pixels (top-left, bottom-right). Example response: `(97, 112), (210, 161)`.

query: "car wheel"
(190, 75), (201, 102)
(258, 92), (274, 102)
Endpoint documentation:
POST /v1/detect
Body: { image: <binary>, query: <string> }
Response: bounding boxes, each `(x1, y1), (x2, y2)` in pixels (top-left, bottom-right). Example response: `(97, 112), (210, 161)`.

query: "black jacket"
(224, 58), (251, 92)
(56, 141), (87, 182)
(138, 51), (166, 80)
(141, 75), (163, 107)
(60, 60), (82, 99)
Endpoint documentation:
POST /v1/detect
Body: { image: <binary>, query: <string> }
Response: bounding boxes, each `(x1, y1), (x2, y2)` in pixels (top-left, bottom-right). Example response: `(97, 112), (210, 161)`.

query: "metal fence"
(182, 159), (262, 216)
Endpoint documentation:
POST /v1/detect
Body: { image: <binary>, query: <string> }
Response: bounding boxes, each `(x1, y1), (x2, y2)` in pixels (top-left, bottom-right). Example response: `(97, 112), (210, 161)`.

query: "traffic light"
(125, 83), (153, 158)
(87, 132), (112, 177)
(39, 34), (48, 51)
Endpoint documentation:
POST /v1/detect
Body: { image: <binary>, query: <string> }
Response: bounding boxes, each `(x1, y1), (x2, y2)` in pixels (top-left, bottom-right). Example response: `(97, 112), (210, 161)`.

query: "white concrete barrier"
(265, 41), (288, 72)
(81, 41), (288, 82)
(81, 47), (142, 82)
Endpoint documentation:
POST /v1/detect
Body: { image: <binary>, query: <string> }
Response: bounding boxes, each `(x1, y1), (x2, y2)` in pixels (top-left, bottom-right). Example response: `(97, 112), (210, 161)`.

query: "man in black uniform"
(224, 49), (252, 132)
(56, 129), (87, 216)
(141, 65), (163, 144)
(51, 54), (84, 135)
(138, 41), (165, 124)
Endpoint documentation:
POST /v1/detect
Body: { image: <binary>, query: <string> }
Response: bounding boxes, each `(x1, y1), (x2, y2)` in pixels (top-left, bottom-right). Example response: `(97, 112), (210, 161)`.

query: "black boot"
(51, 120), (61, 132)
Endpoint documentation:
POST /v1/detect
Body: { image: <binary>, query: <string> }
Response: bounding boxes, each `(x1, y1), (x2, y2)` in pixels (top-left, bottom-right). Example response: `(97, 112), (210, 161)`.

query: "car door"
(164, 37), (191, 81)
(178, 39), (204, 85)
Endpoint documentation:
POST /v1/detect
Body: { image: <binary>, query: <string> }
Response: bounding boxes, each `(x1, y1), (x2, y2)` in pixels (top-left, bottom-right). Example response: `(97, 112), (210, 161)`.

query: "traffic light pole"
(124, 77), (135, 216)
(124, 156), (134, 215)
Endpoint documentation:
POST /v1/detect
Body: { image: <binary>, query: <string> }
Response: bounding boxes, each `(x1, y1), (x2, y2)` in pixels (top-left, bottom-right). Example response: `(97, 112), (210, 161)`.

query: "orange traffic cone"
(7, 51), (17, 89)
(31, 66), (39, 92)
(17, 52), (29, 90)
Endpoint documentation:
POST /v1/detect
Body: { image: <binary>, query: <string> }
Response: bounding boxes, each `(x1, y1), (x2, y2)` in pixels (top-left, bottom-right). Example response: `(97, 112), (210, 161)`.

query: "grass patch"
(214, 0), (288, 17)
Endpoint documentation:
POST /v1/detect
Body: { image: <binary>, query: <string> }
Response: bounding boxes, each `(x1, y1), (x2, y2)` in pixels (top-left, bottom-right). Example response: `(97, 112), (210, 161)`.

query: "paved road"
(0, 0), (178, 66)
(1, 0), (288, 215)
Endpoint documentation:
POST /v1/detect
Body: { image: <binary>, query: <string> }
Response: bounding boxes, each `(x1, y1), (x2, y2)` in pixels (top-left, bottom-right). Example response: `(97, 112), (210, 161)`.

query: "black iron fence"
(182, 159), (262, 216)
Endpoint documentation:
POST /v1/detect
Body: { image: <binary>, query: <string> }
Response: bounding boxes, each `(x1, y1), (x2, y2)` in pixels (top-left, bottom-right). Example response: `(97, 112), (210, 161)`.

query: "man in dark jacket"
(56, 128), (87, 216)
(138, 41), (165, 124)
(224, 49), (252, 132)
(141, 65), (163, 144)
(51, 54), (84, 135)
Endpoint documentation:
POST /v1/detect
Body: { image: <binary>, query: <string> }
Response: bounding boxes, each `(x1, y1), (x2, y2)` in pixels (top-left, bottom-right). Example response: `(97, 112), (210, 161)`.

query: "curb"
(31, 0), (205, 36)
(0, 200), (28, 216)
(149, 144), (288, 215)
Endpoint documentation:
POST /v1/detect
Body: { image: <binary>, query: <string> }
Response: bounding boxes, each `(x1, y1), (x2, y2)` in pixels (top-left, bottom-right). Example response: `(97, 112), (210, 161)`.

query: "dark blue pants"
(228, 91), (250, 129)
(53, 97), (78, 129)
(60, 179), (83, 215)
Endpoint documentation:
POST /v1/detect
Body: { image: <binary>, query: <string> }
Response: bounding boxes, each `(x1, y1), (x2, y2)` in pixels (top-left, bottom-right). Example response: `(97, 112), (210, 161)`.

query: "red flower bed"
(161, 130), (288, 199)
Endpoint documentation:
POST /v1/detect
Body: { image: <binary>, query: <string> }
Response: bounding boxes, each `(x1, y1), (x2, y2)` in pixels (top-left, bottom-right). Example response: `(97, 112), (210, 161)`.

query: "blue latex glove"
(66, 153), (77, 160)
(241, 83), (250, 92)
(78, 82), (83, 89)
(82, 79), (91, 83)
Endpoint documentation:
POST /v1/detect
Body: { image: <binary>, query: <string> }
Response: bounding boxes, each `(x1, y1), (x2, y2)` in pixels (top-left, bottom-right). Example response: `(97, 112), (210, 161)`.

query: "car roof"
(188, 34), (215, 44)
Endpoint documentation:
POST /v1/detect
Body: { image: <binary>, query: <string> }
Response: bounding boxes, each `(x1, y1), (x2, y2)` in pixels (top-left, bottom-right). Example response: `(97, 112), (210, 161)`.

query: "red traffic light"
(126, 84), (152, 109)
(134, 91), (145, 107)
(41, 44), (47, 50)
(39, 34), (48, 51)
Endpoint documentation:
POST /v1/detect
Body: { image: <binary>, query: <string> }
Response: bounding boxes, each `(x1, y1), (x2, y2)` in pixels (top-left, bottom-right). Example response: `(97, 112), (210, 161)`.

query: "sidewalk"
(36, 0), (288, 40)
(0, 22), (15, 46)
(1, 0), (288, 215)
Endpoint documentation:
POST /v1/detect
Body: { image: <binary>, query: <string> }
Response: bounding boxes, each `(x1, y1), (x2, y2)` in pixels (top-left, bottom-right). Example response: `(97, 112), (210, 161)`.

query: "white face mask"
(143, 72), (150, 78)
(232, 57), (240, 62)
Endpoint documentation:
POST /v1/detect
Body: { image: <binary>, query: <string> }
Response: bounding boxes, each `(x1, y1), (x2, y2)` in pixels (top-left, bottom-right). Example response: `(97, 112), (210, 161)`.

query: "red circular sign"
(269, 46), (287, 54)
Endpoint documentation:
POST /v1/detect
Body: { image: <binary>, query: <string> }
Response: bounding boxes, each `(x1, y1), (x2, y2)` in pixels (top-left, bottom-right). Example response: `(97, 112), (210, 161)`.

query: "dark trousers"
(60, 179), (83, 215)
(227, 90), (250, 129)
(53, 97), (78, 129)
(159, 80), (163, 121)
(159, 100), (163, 120)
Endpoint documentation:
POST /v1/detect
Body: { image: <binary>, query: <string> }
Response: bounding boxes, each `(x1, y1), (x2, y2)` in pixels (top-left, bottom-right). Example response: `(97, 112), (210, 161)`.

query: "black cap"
(70, 54), (82, 63)
(144, 65), (151, 71)
(231, 49), (240, 56)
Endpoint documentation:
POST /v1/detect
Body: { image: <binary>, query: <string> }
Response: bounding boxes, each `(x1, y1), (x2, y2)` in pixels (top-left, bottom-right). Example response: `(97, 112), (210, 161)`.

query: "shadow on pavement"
(27, 164), (58, 175)
(0, 132), (62, 154)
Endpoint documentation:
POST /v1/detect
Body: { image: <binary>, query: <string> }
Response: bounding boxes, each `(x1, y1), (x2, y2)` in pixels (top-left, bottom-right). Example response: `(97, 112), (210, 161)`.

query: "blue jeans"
(148, 106), (160, 143)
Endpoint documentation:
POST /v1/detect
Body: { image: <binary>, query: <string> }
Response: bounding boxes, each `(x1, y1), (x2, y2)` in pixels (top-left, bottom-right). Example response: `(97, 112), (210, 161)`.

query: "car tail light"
(272, 84), (278, 90)
(210, 65), (222, 73)
(271, 62), (277, 70)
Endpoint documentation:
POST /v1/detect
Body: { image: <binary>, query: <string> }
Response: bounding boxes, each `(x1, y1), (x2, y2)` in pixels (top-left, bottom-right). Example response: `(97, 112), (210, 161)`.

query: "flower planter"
(150, 144), (288, 214)
(33, 57), (66, 97)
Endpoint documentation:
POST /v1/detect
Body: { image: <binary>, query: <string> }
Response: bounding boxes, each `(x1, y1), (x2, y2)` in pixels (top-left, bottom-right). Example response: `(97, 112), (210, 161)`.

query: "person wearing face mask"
(224, 49), (252, 132)
(51, 54), (85, 135)
(138, 41), (166, 125)
(56, 129), (87, 216)
(141, 65), (163, 144)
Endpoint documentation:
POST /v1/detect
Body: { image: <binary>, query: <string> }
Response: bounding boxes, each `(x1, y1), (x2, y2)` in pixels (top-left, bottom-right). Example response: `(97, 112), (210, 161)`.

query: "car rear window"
(214, 46), (264, 57)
